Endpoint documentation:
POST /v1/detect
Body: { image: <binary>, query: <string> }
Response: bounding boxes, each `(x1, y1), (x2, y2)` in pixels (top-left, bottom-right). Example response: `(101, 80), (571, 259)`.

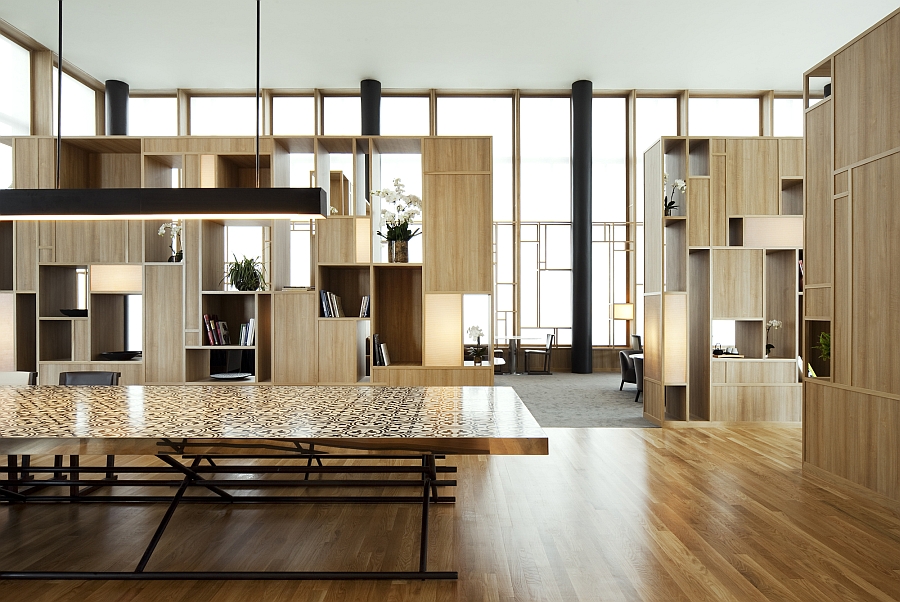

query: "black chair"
(633, 355), (644, 403)
(525, 334), (554, 375)
(59, 371), (121, 385)
(619, 350), (637, 390)
(57, 371), (122, 491)
(631, 334), (643, 352)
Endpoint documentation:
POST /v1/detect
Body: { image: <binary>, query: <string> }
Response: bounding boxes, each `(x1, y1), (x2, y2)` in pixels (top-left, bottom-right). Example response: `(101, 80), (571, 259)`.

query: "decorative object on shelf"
(210, 372), (252, 381)
(158, 220), (183, 262)
(225, 254), (266, 291)
(467, 325), (487, 364)
(372, 178), (422, 263)
(813, 331), (831, 362)
(99, 351), (141, 361)
(380, 343), (392, 366)
(663, 173), (687, 216)
(60, 309), (88, 317)
(765, 319), (783, 357)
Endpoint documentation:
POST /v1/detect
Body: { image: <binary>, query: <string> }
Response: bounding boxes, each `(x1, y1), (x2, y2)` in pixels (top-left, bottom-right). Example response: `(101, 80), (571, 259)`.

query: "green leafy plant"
(813, 331), (831, 362)
(225, 255), (266, 291)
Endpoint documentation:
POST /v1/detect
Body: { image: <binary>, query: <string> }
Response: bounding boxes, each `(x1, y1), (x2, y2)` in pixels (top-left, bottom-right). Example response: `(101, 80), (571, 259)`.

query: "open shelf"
(0, 222), (12, 291)
(805, 320), (831, 378)
(318, 265), (370, 318)
(689, 139), (710, 177)
(59, 139), (141, 189)
(373, 265), (423, 366)
(781, 178), (804, 216)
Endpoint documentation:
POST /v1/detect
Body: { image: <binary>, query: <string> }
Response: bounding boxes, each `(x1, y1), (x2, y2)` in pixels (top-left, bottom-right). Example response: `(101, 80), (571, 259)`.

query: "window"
(129, 97), (177, 136)
(688, 97), (759, 136)
(520, 97), (570, 222)
(592, 97), (626, 222)
(126, 295), (143, 351)
(272, 96), (315, 135)
(190, 96), (257, 136)
(0, 34), (30, 136)
(381, 97), (429, 136)
(52, 67), (96, 136)
(323, 96), (360, 135)
(774, 98), (804, 137)
(635, 97), (677, 338)
(225, 227), (265, 290)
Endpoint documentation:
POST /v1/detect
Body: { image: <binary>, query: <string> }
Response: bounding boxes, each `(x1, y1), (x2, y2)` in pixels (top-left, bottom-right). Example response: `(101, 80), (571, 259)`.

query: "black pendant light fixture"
(0, 0), (327, 220)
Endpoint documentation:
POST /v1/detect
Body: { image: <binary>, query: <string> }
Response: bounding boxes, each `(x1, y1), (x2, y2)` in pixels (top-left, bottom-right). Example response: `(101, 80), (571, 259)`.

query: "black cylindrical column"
(571, 80), (593, 374)
(360, 79), (381, 135)
(105, 79), (129, 135)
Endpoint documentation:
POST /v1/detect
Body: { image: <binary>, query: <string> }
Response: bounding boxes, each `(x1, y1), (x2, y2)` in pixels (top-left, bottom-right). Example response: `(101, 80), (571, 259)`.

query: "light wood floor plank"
(2, 427), (900, 601)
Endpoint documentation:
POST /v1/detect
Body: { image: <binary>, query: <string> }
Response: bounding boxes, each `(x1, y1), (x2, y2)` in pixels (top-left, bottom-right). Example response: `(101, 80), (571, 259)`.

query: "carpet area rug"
(494, 371), (658, 428)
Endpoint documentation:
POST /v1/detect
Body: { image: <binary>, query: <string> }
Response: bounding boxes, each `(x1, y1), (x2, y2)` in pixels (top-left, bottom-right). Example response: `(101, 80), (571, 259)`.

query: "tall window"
(437, 96), (514, 337)
(635, 97), (677, 338)
(774, 98), (804, 137)
(0, 34), (29, 188)
(381, 97), (429, 136)
(520, 97), (571, 344)
(688, 97), (759, 136)
(323, 96), (360, 135)
(272, 96), (315, 135)
(191, 97), (257, 135)
(129, 97), (177, 136)
(52, 67), (96, 136)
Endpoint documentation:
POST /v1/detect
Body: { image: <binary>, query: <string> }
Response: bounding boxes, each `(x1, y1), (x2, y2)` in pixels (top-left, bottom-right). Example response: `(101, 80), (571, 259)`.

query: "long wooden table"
(0, 385), (547, 581)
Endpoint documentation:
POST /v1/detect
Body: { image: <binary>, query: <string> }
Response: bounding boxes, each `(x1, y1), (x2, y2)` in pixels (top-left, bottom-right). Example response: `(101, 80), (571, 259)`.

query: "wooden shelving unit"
(644, 136), (804, 426)
(1, 134), (493, 386)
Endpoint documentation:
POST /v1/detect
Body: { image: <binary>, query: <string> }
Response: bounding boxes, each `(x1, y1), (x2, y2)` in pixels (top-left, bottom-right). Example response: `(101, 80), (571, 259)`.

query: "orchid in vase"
(158, 220), (183, 262)
(765, 319), (782, 357)
(663, 173), (687, 216)
(371, 178), (422, 262)
(467, 325), (487, 364)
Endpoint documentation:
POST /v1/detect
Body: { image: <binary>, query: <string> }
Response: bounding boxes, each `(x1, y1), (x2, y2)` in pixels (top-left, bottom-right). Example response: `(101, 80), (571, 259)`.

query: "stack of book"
(359, 295), (370, 318)
(203, 314), (255, 346)
(238, 319), (256, 346)
(320, 290), (345, 317)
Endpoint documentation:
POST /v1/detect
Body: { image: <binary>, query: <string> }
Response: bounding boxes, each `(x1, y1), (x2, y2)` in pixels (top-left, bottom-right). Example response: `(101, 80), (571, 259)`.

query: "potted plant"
(371, 178), (422, 263)
(663, 174), (687, 216)
(226, 255), (266, 291)
(467, 325), (487, 365)
(765, 319), (782, 357)
(158, 221), (183, 262)
(813, 331), (830, 362)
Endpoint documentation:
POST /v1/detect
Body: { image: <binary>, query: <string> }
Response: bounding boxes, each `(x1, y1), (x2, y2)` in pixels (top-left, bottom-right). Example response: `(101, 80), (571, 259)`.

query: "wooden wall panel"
(644, 142), (663, 293)
(423, 138), (491, 173)
(384, 367), (492, 386)
(804, 286), (831, 319)
(805, 382), (900, 501)
(14, 221), (37, 292)
(643, 379), (665, 424)
(778, 139), (804, 177)
(273, 293), (317, 384)
(725, 139), (779, 216)
(643, 294), (661, 381)
(852, 154), (900, 396)
(55, 221), (128, 264)
(710, 385), (801, 421)
(710, 155), (727, 246)
(687, 178), (710, 246)
(664, 294), (687, 384)
(711, 249), (763, 318)
(742, 217), (803, 248)
(424, 174), (491, 292)
(144, 265), (185, 383)
(316, 217), (358, 264)
(834, 13), (900, 169)
(725, 360), (797, 383)
(833, 197), (851, 386)
(805, 101), (833, 286)
(317, 320), (358, 384)
(0, 294), (14, 371)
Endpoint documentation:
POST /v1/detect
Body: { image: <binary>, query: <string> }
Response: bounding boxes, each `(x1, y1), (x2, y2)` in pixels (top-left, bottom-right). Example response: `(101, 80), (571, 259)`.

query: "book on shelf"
(359, 295), (370, 318)
(380, 343), (391, 366)
(333, 294), (345, 318)
(246, 318), (256, 346)
(319, 290), (345, 318)
(372, 333), (383, 366)
(203, 314), (216, 345)
(239, 323), (248, 346)
(218, 321), (231, 345)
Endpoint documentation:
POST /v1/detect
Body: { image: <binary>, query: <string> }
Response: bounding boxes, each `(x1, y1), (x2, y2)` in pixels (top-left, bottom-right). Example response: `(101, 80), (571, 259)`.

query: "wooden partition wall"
(802, 7), (900, 503)
(0, 135), (493, 387)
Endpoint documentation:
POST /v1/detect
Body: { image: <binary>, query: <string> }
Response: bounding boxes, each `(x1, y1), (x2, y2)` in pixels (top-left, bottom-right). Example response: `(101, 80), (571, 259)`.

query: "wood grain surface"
(2, 426), (899, 600)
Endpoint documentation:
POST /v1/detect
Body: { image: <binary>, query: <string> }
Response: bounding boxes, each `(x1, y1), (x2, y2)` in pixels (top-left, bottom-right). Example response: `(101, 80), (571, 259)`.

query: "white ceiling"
(0, 0), (896, 92)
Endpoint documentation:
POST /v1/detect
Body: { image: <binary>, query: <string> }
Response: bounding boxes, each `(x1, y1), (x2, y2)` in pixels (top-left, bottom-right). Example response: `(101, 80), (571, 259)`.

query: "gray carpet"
(495, 371), (658, 428)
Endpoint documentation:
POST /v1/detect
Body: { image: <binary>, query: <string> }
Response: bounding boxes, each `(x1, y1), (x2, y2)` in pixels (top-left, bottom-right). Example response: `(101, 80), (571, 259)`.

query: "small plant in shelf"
(467, 325), (487, 365)
(765, 319), (782, 357)
(371, 178), (422, 263)
(157, 220), (183, 262)
(225, 255), (266, 291)
(663, 173), (687, 217)
(813, 331), (830, 362)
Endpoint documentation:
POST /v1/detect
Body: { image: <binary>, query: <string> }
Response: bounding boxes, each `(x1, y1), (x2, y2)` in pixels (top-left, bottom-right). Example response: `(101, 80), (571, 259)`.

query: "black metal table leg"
(134, 458), (198, 573)
(156, 455), (233, 500)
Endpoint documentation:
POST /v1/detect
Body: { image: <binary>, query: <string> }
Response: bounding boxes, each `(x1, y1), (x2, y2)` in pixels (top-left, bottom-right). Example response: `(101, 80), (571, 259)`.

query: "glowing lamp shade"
(611, 303), (635, 321)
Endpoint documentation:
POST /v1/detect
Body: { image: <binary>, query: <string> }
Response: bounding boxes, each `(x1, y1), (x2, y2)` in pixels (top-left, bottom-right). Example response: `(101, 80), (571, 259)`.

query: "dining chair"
(633, 355), (644, 403)
(525, 334), (554, 375)
(0, 371), (37, 385)
(619, 350), (637, 390)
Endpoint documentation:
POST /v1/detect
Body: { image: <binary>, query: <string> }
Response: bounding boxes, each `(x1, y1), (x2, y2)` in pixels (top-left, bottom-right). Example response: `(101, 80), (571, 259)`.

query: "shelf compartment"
(664, 385), (687, 421)
(374, 266), (423, 366)
(781, 178), (804, 216)
(89, 294), (128, 361)
(38, 265), (86, 318)
(0, 221), (12, 291)
(318, 265), (371, 318)
(200, 293), (256, 346)
(805, 320), (831, 379)
(59, 139), (141, 189)
(688, 250), (710, 421)
(664, 219), (687, 292)
(185, 348), (256, 382)
(39, 320), (72, 362)
(688, 139), (710, 177)
(765, 250), (799, 359)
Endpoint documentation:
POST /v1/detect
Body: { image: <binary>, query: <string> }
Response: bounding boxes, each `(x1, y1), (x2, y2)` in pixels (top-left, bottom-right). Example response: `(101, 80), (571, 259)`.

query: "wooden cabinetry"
(644, 136), (803, 426)
(1, 134), (492, 387)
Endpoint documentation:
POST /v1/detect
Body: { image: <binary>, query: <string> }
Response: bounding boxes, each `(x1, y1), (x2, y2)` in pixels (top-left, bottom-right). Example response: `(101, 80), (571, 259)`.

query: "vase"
(388, 240), (409, 263)
(473, 356), (482, 366)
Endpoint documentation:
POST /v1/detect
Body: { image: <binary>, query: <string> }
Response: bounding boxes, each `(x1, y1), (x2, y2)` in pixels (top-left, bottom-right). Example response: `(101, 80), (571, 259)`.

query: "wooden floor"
(2, 427), (900, 601)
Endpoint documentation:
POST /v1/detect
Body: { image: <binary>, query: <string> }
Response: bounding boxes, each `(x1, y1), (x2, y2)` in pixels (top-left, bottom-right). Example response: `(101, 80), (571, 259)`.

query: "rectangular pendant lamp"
(0, 187), (328, 220)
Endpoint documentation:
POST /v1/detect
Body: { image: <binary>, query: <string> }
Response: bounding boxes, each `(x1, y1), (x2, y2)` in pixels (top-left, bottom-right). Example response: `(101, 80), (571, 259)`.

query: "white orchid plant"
(467, 325), (487, 359)
(765, 319), (783, 355)
(663, 172), (687, 215)
(157, 220), (183, 260)
(371, 178), (422, 242)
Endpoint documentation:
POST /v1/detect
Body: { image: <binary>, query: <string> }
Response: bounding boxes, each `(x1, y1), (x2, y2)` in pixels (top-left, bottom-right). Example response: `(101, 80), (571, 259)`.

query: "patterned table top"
(0, 385), (547, 455)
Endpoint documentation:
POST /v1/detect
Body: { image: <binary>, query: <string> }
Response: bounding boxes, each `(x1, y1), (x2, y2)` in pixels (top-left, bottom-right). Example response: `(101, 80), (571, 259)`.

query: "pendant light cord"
(255, 0), (260, 189)
(56, 0), (63, 189)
